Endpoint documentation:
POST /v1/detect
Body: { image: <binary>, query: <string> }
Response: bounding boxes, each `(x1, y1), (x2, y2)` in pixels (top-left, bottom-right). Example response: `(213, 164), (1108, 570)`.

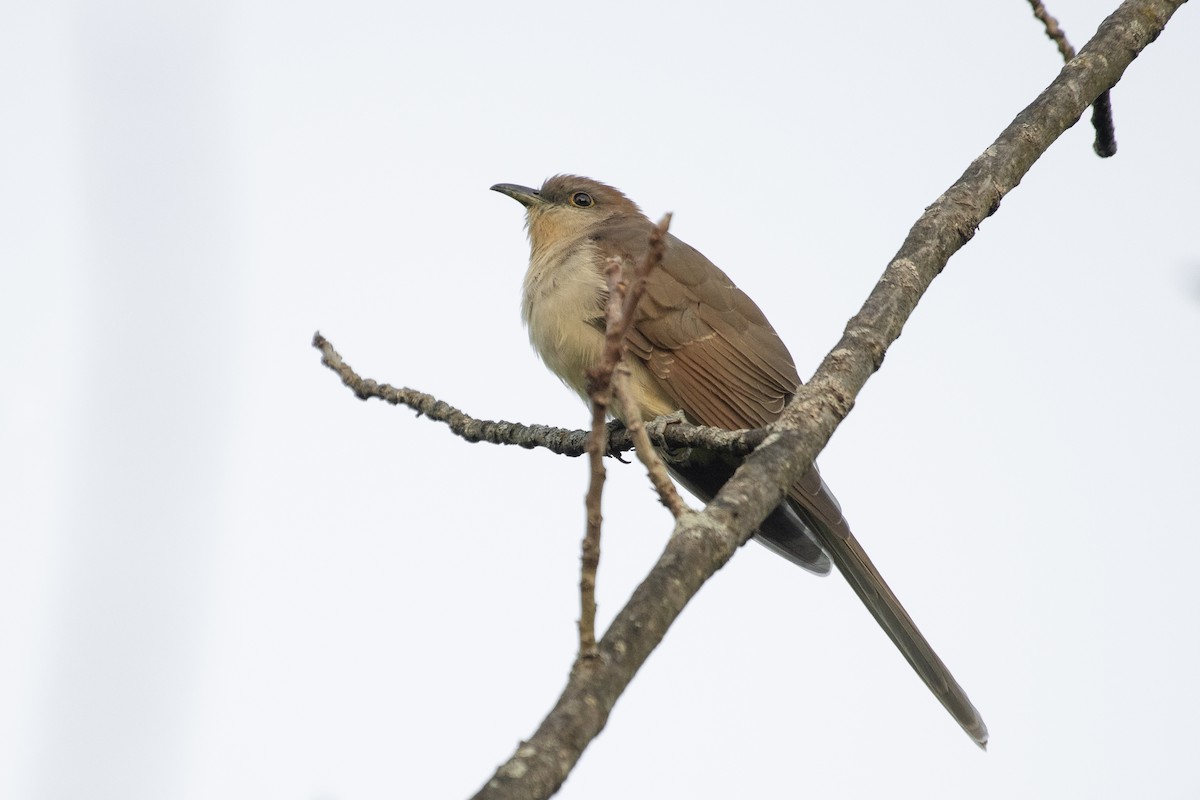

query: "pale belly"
(524, 255), (678, 422)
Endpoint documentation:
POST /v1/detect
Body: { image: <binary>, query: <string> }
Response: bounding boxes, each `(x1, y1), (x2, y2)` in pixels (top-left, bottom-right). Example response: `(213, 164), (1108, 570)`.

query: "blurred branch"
(1027, 0), (1118, 156)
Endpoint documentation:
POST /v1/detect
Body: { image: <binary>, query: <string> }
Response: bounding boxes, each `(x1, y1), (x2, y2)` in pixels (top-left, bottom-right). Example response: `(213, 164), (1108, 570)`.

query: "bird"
(492, 174), (988, 748)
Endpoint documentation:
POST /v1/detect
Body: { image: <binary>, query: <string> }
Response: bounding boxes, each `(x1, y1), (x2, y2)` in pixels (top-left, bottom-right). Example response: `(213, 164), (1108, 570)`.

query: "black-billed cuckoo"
(492, 175), (987, 748)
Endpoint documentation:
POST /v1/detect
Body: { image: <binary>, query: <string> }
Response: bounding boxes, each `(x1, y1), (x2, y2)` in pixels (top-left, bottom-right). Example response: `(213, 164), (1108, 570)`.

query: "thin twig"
(1028, 0), (1076, 60)
(577, 279), (625, 659)
(312, 332), (769, 458)
(578, 212), (677, 658)
(604, 214), (688, 518)
(611, 363), (688, 517)
(1027, 0), (1118, 156)
(579, 386), (606, 659)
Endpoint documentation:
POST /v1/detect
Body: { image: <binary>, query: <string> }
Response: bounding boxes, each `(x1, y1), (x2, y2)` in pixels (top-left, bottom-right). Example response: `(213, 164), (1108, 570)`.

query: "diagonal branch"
(1029, 0), (1078, 61)
(610, 363), (689, 518)
(469, 2), (1187, 798)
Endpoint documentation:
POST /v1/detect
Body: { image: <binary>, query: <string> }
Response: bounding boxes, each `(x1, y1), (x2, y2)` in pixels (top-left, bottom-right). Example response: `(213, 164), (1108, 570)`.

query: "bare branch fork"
(1027, 0), (1119, 156)
(313, 2), (1186, 798)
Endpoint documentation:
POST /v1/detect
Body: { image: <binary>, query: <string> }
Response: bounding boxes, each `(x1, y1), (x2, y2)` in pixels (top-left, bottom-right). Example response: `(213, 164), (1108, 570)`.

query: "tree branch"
(312, 332), (770, 460)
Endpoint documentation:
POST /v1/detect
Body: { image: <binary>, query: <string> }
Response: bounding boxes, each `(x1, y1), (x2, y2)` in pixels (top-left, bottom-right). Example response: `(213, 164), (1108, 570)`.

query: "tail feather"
(785, 469), (989, 748)
(665, 452), (987, 747)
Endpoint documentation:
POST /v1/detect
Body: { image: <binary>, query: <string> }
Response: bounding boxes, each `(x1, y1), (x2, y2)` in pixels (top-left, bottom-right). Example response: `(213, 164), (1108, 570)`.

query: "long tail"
(787, 469), (988, 748)
(668, 453), (987, 746)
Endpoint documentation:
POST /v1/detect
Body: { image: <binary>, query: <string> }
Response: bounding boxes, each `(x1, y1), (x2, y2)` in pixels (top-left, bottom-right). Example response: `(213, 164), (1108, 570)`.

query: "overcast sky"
(3, 1), (1198, 798)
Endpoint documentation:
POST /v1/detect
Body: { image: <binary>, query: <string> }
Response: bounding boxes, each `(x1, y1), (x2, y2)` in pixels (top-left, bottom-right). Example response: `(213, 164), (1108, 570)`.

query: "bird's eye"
(571, 192), (594, 208)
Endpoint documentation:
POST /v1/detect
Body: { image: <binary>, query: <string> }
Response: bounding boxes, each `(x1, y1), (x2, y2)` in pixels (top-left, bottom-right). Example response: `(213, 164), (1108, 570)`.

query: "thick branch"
(716, 0), (1183, 534)
(470, 2), (1186, 798)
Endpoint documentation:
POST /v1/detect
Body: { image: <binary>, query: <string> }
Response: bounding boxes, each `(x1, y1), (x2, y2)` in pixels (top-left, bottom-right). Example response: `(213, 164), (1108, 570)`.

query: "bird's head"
(491, 175), (644, 255)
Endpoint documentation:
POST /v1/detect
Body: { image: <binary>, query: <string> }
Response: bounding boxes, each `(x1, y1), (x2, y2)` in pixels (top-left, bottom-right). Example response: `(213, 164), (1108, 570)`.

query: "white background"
(3, 1), (1198, 798)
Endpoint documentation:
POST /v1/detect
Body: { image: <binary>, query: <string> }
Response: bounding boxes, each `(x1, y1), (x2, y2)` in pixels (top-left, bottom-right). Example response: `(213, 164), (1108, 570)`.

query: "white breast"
(522, 242), (681, 422)
(522, 240), (608, 404)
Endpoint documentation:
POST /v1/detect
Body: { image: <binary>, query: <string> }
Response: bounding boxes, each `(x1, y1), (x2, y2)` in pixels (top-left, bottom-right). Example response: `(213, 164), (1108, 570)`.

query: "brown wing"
(630, 233), (800, 431)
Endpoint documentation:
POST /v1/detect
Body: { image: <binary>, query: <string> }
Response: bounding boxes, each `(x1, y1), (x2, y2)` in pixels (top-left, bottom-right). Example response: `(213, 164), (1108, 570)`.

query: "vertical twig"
(579, 387), (607, 660)
(1089, 91), (1117, 157)
(610, 364), (688, 518)
(578, 213), (677, 660)
(607, 213), (685, 516)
